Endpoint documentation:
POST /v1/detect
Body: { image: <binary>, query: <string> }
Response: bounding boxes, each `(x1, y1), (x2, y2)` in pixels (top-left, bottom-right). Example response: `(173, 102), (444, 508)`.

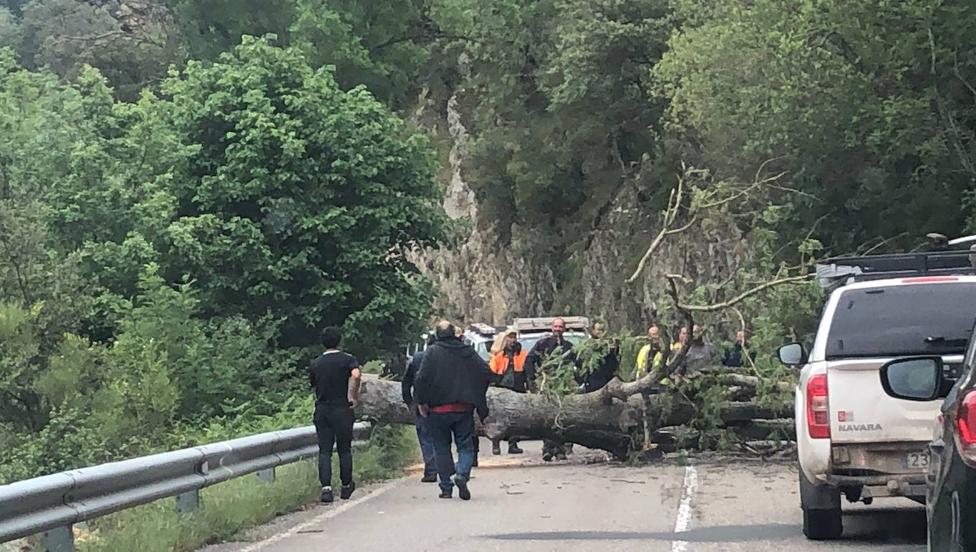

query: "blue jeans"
(426, 411), (476, 493)
(415, 411), (437, 477)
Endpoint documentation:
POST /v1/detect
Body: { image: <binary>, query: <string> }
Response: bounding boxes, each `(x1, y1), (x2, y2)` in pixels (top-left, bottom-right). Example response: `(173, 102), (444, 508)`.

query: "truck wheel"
(799, 470), (843, 540)
(803, 508), (843, 540)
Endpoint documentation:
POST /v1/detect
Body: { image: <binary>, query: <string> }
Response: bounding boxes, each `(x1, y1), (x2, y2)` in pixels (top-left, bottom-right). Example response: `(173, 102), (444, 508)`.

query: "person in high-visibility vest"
(635, 323), (669, 381)
(488, 327), (527, 455)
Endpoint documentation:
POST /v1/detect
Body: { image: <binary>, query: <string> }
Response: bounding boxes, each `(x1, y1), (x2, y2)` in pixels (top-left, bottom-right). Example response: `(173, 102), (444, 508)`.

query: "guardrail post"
(256, 467), (276, 483)
(42, 526), (74, 552)
(175, 489), (200, 513)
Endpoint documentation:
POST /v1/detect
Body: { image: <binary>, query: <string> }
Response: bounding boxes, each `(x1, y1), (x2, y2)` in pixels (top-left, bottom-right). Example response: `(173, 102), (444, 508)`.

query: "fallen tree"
(357, 163), (813, 459)
(357, 371), (792, 459)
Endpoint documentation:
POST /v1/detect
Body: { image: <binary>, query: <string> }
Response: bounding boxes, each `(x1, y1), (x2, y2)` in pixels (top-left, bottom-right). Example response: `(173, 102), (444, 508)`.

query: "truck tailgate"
(827, 358), (942, 443)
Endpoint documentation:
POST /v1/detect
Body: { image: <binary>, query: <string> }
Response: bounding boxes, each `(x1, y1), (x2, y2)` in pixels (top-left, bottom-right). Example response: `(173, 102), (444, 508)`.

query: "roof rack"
(513, 316), (590, 333)
(466, 323), (498, 336)
(817, 248), (976, 291)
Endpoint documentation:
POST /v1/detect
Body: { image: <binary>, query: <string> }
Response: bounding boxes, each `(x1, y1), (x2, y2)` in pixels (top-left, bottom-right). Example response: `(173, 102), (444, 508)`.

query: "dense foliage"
(0, 34), (445, 482)
(3, 0), (976, 480)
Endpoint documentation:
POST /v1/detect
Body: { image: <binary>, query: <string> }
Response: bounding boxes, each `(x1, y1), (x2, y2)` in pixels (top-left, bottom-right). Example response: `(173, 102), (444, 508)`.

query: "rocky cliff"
(412, 89), (752, 332)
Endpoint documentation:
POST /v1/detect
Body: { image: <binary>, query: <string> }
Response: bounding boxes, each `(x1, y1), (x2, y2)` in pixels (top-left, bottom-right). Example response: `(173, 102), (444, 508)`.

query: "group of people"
(311, 320), (492, 503)
(486, 318), (622, 460)
(307, 318), (756, 504)
(636, 323), (755, 382)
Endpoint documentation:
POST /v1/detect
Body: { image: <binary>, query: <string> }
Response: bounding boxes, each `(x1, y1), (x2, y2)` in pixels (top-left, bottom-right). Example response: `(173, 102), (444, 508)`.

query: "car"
(880, 325), (976, 551)
(513, 316), (589, 353)
(462, 323), (501, 361)
(404, 323), (500, 364)
(778, 248), (976, 540)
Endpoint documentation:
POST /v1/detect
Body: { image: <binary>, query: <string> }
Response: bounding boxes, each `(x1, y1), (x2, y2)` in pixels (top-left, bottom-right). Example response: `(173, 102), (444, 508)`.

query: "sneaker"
(491, 443), (501, 455)
(421, 474), (438, 483)
(508, 444), (524, 454)
(438, 490), (453, 499)
(555, 452), (568, 461)
(340, 481), (356, 500)
(320, 487), (334, 503)
(452, 475), (471, 501)
(542, 452), (553, 462)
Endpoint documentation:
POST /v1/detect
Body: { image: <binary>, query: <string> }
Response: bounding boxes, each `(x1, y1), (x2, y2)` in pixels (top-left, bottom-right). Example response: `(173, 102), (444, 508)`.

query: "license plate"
(906, 452), (930, 469)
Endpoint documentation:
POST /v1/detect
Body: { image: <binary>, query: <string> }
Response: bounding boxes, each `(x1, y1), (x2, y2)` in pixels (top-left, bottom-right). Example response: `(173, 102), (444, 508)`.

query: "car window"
(473, 341), (490, 361)
(520, 333), (587, 353)
(826, 283), (976, 359)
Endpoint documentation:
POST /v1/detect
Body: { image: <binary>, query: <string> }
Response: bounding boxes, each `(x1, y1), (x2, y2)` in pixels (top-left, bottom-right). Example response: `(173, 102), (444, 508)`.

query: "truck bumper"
(821, 473), (928, 499)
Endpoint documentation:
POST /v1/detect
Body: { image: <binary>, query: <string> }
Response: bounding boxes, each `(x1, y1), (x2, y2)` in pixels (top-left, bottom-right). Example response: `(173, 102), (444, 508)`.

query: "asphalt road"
(203, 440), (927, 552)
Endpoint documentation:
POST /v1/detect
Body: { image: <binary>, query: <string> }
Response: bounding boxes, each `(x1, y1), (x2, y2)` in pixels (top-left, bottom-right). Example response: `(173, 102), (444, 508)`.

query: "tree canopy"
(3, 0), (976, 483)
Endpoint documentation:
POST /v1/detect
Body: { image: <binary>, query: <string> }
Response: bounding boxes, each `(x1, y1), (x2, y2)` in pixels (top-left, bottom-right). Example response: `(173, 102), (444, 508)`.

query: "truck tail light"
(955, 390), (976, 466)
(807, 374), (831, 439)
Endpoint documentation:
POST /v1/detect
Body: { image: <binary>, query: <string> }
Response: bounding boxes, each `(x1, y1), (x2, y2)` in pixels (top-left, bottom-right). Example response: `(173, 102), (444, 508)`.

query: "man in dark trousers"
(488, 327), (527, 455)
(525, 318), (576, 461)
(401, 333), (438, 483)
(308, 326), (362, 503)
(414, 320), (491, 500)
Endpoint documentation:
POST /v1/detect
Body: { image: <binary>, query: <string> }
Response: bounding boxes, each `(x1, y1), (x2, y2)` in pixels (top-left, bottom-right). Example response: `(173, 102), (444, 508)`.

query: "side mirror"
(880, 357), (943, 402)
(778, 343), (808, 367)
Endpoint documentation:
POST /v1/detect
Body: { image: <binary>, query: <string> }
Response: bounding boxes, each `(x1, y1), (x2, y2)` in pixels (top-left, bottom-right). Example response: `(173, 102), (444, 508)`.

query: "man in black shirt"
(308, 327), (362, 503)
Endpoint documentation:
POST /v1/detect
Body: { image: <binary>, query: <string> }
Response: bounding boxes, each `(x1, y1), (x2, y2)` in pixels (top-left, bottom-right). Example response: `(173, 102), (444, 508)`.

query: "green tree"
(655, 0), (976, 252)
(0, 7), (20, 49)
(158, 36), (446, 354)
(438, 0), (672, 239)
(18, 0), (183, 98)
(290, 0), (449, 109)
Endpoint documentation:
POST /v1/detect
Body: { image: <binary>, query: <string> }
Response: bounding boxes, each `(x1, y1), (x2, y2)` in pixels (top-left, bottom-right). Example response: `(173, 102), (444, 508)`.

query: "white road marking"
(237, 478), (406, 552)
(672, 465), (699, 552)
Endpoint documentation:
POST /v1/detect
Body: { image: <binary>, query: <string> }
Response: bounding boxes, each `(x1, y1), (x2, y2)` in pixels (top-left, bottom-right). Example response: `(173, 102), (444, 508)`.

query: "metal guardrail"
(0, 422), (371, 550)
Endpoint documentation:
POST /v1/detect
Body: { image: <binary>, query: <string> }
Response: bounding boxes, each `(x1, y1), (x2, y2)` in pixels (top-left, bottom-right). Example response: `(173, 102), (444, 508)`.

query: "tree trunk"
(358, 374), (791, 459)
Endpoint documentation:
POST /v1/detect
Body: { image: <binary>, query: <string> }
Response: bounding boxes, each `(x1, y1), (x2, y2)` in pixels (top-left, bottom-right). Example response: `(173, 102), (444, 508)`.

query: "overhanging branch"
(677, 274), (813, 313)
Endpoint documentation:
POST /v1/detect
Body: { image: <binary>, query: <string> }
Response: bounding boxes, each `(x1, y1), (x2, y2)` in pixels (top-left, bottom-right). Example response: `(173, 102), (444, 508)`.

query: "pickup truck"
(779, 250), (976, 540)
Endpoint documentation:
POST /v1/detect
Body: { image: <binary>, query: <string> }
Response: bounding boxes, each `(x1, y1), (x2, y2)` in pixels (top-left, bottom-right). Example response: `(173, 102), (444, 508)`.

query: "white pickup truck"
(780, 251), (976, 540)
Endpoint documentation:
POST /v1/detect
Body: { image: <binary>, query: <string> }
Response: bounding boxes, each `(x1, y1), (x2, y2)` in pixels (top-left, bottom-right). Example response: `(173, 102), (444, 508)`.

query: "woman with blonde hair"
(488, 327), (526, 455)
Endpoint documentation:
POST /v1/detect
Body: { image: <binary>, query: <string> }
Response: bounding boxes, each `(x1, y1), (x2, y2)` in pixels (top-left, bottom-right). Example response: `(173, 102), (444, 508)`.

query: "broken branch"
(677, 274), (813, 313)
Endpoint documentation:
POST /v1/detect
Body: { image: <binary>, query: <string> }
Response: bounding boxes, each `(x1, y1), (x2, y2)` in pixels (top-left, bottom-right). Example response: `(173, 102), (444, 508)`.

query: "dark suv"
(880, 322), (976, 551)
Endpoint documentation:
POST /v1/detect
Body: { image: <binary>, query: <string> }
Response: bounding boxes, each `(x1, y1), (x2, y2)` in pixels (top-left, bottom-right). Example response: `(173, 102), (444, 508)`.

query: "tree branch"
(626, 170), (692, 283)
(696, 171), (786, 211)
(677, 274), (813, 313)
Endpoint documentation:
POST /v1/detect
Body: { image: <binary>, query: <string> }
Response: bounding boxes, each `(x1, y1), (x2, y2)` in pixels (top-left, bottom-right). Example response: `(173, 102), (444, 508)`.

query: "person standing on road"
(402, 333), (438, 483)
(308, 326), (362, 504)
(672, 323), (718, 377)
(635, 323), (669, 381)
(686, 324), (718, 374)
(575, 322), (619, 393)
(722, 329), (756, 368)
(488, 327), (527, 455)
(525, 318), (576, 461)
(415, 320), (492, 500)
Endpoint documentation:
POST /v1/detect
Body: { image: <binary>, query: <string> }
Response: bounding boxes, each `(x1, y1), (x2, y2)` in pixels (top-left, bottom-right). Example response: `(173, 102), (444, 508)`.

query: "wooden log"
(357, 374), (792, 459)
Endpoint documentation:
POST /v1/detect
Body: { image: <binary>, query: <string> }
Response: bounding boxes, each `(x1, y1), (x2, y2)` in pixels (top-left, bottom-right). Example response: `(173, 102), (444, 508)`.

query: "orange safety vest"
(489, 350), (527, 376)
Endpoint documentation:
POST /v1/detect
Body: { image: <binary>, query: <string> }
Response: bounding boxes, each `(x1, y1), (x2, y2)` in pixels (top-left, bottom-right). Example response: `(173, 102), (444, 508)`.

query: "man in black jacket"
(414, 320), (491, 500)
(525, 318), (576, 461)
(402, 334), (438, 483)
(576, 322), (619, 393)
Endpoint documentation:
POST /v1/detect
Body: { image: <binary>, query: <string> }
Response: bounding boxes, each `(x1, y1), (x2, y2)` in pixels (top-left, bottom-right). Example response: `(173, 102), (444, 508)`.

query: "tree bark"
(358, 374), (792, 459)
